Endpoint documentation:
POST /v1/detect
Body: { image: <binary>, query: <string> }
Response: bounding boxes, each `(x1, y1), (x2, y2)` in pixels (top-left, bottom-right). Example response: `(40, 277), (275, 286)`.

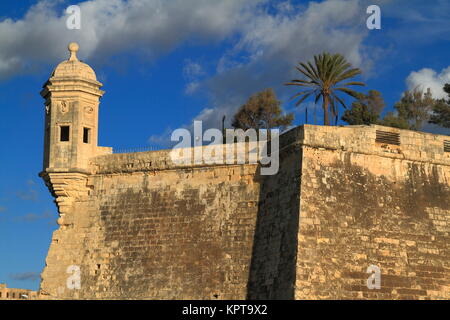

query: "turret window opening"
(60, 126), (70, 142)
(83, 127), (91, 144)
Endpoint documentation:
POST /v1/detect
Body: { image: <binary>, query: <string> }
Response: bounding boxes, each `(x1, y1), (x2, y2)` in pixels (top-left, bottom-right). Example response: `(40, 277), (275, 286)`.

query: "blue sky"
(0, 0), (449, 291)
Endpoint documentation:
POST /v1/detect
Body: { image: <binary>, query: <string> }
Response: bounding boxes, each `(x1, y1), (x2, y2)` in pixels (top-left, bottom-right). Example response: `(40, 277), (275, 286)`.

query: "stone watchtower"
(39, 43), (111, 226)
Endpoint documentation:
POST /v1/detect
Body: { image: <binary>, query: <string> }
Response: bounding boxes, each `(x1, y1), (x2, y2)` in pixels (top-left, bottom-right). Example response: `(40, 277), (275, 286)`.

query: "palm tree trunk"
(314, 103), (317, 125)
(305, 106), (308, 124)
(323, 94), (330, 125)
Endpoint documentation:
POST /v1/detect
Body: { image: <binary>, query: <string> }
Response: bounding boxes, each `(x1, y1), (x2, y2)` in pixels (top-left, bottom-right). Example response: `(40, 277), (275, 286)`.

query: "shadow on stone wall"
(247, 143), (303, 299)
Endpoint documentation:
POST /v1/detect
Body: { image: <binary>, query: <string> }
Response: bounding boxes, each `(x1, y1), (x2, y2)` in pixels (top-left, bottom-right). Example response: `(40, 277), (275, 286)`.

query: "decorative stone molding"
(60, 101), (69, 113)
(84, 106), (94, 114)
(40, 171), (90, 227)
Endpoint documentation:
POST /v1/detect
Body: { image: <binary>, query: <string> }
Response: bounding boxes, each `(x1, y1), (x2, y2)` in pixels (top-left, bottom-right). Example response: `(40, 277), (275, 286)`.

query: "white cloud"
(406, 67), (450, 99)
(183, 59), (206, 94)
(183, 60), (205, 78)
(148, 126), (177, 148)
(184, 81), (200, 95)
(0, 0), (261, 79)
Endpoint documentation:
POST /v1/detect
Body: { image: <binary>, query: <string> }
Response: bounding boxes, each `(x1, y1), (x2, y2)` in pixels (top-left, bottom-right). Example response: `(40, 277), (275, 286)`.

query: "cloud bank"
(0, 0), (260, 79)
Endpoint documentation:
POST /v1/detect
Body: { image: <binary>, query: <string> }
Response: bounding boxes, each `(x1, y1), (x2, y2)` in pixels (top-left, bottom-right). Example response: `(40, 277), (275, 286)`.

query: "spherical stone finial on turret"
(49, 42), (99, 82)
(68, 42), (79, 61)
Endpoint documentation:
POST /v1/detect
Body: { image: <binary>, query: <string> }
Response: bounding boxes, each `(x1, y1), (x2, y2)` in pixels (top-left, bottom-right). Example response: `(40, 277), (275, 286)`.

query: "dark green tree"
(342, 90), (385, 125)
(285, 52), (365, 126)
(380, 112), (410, 129)
(429, 83), (450, 128)
(231, 88), (294, 131)
(394, 88), (434, 130)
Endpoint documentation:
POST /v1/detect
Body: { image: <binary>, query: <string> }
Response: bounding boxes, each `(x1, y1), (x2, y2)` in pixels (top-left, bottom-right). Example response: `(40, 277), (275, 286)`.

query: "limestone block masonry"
(38, 44), (449, 299)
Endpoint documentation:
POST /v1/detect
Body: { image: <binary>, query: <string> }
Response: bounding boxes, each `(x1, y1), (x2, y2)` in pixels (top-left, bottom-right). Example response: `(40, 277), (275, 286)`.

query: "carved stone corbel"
(39, 171), (90, 227)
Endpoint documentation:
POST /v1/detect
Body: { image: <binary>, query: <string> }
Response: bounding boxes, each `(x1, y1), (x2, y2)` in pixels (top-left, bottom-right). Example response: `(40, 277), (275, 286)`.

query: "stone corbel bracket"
(39, 170), (90, 227)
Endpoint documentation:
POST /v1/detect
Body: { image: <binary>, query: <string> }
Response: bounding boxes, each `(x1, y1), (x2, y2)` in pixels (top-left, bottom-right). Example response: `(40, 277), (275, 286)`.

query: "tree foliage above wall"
(231, 88), (294, 132)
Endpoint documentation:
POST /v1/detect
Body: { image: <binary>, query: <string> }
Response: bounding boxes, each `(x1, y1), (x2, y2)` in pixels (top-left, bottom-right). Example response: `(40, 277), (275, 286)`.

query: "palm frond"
(299, 63), (319, 82)
(314, 92), (323, 104)
(339, 81), (366, 87)
(329, 62), (351, 83)
(294, 92), (314, 106)
(335, 68), (362, 83)
(307, 61), (320, 80)
(289, 90), (315, 101)
(331, 93), (348, 109)
(286, 51), (365, 125)
(335, 87), (361, 99)
(295, 66), (316, 83)
(285, 82), (316, 87)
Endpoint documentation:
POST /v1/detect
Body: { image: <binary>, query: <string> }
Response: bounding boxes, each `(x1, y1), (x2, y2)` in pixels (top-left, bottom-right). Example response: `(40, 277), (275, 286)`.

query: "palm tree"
(286, 52), (365, 125)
